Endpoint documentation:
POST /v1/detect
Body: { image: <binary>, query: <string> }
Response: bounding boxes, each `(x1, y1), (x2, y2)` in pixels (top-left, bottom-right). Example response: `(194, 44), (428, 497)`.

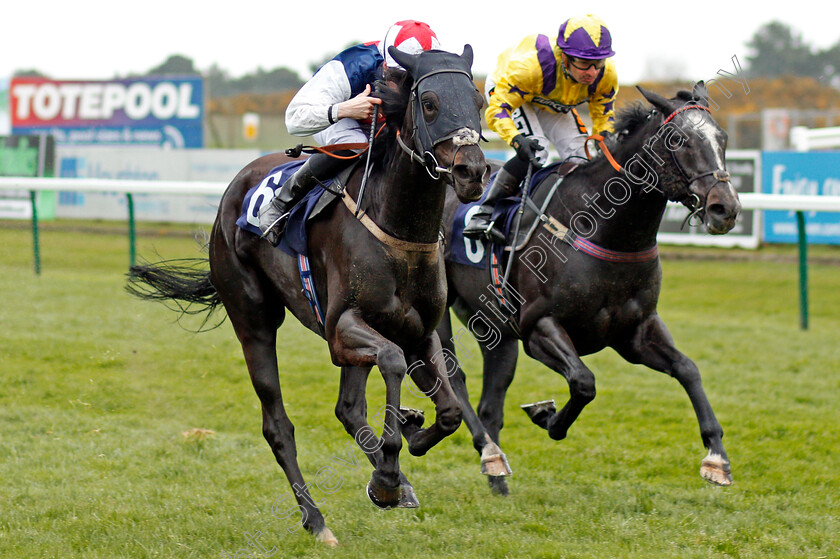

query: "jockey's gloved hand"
(511, 134), (543, 168)
(599, 130), (614, 142)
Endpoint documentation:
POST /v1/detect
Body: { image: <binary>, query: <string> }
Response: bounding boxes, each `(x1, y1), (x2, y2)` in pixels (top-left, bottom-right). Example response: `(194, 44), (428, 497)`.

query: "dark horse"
(127, 46), (488, 545)
(438, 83), (741, 495)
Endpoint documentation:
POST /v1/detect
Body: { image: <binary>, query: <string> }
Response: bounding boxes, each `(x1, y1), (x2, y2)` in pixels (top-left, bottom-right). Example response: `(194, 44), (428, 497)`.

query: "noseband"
(396, 67), (480, 180)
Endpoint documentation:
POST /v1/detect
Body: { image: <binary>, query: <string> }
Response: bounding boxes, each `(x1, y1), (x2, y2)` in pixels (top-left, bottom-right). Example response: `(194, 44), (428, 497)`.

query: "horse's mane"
(613, 88), (698, 137)
(613, 102), (655, 137)
(369, 68), (414, 167)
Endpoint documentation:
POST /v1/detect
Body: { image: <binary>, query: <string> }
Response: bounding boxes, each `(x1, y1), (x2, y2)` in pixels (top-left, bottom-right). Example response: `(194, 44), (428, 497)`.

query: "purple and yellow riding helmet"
(556, 14), (615, 59)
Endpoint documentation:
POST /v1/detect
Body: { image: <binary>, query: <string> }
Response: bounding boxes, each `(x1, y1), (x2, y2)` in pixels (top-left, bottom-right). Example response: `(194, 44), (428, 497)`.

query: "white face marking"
(693, 118), (738, 198)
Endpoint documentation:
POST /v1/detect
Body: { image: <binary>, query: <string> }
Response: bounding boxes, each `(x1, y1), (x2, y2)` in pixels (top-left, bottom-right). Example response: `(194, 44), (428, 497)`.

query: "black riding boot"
(258, 152), (351, 245)
(462, 167), (522, 244)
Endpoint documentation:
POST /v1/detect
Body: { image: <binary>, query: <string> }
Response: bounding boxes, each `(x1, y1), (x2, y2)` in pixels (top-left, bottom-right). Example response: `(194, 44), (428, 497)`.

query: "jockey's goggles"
(568, 56), (606, 71)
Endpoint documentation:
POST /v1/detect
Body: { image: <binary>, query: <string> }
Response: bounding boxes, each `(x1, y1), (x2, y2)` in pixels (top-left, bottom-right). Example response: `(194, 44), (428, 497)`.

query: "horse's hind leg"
(523, 316), (596, 441)
(228, 311), (337, 545)
(613, 315), (732, 486)
(334, 365), (419, 508)
(474, 335), (518, 493)
(223, 319), (335, 545)
(211, 243), (337, 543)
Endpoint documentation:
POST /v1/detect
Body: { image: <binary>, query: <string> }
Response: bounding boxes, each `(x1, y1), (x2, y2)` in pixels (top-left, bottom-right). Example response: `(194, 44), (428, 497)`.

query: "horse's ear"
(460, 44), (474, 69)
(636, 85), (676, 114)
(692, 80), (710, 107)
(388, 46), (418, 75)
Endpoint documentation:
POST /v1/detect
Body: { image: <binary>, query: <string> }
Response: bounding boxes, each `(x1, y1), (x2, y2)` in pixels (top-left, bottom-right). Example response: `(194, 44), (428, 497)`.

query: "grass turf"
(1, 221), (838, 558)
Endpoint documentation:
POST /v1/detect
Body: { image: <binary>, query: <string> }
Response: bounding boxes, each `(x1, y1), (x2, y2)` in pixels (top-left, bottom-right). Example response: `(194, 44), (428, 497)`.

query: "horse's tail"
(126, 258), (224, 330)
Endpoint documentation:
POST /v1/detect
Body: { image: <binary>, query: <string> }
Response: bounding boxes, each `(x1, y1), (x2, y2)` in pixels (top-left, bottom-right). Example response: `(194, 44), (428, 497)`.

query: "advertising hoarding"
(762, 151), (840, 245)
(0, 134), (55, 219)
(657, 150), (761, 248)
(54, 147), (259, 223)
(10, 76), (203, 148)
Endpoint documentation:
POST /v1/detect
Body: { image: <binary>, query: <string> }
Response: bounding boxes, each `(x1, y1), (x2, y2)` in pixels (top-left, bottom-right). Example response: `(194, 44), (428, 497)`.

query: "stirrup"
(483, 222), (507, 244)
(465, 220), (505, 244)
(260, 210), (292, 245)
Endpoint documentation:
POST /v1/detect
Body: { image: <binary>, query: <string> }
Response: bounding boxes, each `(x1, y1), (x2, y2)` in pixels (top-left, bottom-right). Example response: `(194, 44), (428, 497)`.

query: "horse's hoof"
(400, 407), (425, 428)
(315, 527), (338, 547)
(487, 475), (510, 496)
(399, 407), (425, 440)
(366, 481), (401, 509)
(520, 399), (555, 430)
(398, 482), (421, 508)
(700, 452), (733, 486)
(480, 440), (513, 477)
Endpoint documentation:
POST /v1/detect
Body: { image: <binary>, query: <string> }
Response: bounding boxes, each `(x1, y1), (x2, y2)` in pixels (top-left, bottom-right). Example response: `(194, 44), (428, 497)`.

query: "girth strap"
(540, 216), (658, 263)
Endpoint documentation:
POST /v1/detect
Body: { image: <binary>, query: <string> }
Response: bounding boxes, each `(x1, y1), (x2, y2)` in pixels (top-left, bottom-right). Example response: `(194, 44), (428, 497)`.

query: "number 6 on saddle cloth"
(237, 160), (347, 330)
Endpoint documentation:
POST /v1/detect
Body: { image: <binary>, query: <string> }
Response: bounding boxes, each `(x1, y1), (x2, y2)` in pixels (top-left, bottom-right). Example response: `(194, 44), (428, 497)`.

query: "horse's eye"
(420, 92), (439, 122)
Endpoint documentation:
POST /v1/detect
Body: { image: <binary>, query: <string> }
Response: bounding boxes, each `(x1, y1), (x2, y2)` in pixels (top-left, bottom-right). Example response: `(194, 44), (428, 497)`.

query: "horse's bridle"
(658, 104), (731, 224)
(396, 67), (481, 180)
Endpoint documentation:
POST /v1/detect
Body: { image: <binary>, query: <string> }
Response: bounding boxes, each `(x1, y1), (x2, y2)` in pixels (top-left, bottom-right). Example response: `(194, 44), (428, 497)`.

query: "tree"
(12, 69), (49, 78)
(744, 21), (820, 78)
(814, 41), (840, 87)
(147, 54), (200, 76)
(137, 54), (304, 98)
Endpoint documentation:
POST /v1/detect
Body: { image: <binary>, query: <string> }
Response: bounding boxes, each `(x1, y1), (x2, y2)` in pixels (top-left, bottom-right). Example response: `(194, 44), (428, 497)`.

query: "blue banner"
(762, 151), (840, 244)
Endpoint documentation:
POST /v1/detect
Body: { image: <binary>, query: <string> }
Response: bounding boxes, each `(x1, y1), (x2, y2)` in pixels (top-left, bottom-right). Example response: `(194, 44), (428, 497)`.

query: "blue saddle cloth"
(235, 160), (334, 257)
(236, 160), (339, 329)
(449, 164), (558, 268)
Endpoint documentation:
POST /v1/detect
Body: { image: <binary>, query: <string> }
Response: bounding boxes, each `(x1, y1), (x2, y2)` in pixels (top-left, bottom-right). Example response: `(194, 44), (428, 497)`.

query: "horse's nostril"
(452, 166), (468, 184)
(708, 203), (727, 218)
(453, 164), (482, 184)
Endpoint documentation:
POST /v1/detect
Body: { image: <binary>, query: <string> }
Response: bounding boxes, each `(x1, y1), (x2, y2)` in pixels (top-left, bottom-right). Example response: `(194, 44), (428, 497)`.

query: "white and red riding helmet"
(379, 20), (441, 69)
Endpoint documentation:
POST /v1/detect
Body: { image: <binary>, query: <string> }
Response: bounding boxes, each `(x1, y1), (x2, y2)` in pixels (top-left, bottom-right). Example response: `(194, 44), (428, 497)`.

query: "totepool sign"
(10, 76), (203, 148)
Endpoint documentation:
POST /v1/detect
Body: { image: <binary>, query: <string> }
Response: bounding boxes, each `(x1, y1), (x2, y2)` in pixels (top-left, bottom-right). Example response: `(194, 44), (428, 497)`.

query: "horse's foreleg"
(334, 365), (377, 467)
(401, 332), (463, 456)
(334, 365), (420, 508)
(330, 310), (407, 509)
(523, 316), (596, 441)
(613, 314), (732, 486)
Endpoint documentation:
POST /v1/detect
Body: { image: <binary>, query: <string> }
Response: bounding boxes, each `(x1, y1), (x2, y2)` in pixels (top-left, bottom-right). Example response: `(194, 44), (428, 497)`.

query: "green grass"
(1, 221), (839, 558)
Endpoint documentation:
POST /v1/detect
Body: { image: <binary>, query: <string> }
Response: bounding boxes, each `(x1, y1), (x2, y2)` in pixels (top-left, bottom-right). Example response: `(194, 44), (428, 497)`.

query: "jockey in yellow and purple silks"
(463, 14), (619, 243)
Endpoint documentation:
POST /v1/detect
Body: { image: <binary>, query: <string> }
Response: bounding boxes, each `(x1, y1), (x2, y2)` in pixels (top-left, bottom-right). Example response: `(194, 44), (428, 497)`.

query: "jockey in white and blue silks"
(259, 20), (441, 245)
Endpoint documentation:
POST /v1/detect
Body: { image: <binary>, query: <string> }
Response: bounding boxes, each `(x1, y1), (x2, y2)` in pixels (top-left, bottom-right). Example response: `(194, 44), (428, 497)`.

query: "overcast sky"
(1, 1), (838, 86)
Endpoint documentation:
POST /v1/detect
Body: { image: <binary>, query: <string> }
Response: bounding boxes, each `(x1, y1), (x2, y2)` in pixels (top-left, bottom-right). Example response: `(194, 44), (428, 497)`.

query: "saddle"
(448, 161), (577, 270)
(236, 161), (359, 256)
(500, 161), (578, 251)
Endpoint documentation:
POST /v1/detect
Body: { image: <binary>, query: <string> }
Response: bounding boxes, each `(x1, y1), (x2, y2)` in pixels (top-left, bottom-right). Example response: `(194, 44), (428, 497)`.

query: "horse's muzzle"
(450, 144), (488, 203)
(704, 181), (742, 234)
